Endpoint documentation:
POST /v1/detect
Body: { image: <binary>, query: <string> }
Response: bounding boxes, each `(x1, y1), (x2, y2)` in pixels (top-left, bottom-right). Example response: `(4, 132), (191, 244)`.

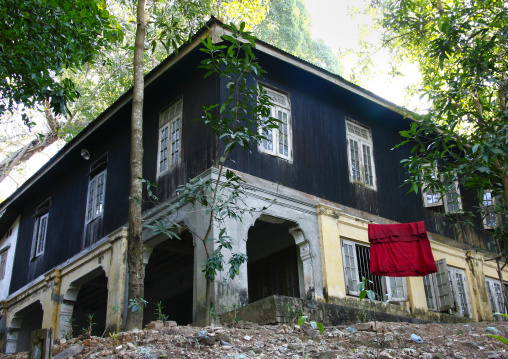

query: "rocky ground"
(4, 320), (508, 359)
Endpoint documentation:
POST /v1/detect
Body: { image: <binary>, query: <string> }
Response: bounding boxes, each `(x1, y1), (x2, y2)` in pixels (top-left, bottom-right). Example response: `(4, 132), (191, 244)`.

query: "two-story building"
(0, 18), (505, 353)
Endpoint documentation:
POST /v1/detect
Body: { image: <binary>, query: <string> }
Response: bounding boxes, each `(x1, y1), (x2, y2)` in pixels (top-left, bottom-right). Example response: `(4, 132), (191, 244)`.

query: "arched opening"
(247, 217), (301, 303)
(14, 302), (43, 352)
(144, 230), (194, 326)
(71, 271), (108, 337)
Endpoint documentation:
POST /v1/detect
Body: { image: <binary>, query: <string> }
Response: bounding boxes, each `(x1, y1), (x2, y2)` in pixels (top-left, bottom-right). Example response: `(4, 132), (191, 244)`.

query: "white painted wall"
(0, 217), (20, 300)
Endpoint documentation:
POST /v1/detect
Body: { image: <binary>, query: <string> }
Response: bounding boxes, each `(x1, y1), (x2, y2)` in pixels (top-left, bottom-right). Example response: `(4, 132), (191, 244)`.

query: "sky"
(302, 0), (423, 110)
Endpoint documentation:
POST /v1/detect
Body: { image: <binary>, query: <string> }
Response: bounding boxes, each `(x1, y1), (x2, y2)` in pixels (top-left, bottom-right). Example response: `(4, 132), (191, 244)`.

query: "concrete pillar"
(58, 284), (80, 339)
(467, 250), (493, 321)
(289, 226), (315, 301)
(105, 227), (128, 333)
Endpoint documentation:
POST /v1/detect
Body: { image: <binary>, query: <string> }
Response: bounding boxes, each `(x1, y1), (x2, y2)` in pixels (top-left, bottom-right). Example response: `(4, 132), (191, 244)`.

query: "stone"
(243, 335), (252, 341)
(102, 356), (118, 359)
(164, 321), (177, 328)
(146, 322), (163, 330)
(356, 323), (373, 331)
(317, 351), (333, 359)
(82, 339), (91, 346)
(432, 353), (447, 359)
(252, 347), (263, 354)
(59, 338), (67, 345)
(378, 349), (395, 359)
(126, 342), (137, 350)
(53, 344), (85, 359)
(464, 341), (480, 349)
(486, 327), (501, 335)
(198, 336), (216, 346)
(219, 333), (231, 342)
(288, 343), (301, 350)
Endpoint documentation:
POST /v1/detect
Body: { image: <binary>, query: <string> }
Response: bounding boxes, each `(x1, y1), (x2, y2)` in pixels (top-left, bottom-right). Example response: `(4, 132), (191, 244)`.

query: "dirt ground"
(4, 320), (508, 359)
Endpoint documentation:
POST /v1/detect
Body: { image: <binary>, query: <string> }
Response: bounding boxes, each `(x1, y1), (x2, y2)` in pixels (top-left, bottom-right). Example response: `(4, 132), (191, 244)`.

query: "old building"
(0, 18), (504, 353)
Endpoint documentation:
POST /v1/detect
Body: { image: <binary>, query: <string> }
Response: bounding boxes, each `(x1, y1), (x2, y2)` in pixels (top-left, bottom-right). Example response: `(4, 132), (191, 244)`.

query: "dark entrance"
(16, 302), (43, 352)
(144, 231), (194, 325)
(72, 272), (108, 337)
(247, 218), (300, 303)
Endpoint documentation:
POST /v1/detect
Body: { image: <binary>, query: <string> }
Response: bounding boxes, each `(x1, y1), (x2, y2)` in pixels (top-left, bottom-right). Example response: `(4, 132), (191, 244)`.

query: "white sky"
(303, 0), (424, 110)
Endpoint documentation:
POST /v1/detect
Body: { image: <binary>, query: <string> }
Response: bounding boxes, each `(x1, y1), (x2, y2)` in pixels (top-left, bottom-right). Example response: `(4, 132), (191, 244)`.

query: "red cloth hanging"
(368, 221), (437, 277)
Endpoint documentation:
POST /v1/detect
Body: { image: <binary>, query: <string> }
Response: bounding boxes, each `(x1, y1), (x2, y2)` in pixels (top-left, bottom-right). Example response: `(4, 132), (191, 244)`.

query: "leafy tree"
(145, 22), (279, 326)
(0, 0), (122, 119)
(254, 0), (342, 75)
(366, 0), (507, 305)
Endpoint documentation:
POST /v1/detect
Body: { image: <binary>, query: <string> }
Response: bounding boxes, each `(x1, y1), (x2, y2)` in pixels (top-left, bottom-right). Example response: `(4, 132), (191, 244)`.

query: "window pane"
(363, 144), (373, 186)
(160, 126), (169, 172)
(278, 111), (288, 156)
(423, 275), (436, 310)
(350, 140), (361, 181)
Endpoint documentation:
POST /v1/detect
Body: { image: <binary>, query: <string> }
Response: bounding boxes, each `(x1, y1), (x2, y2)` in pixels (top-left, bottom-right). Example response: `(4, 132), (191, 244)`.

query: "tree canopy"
(254, 0), (342, 75)
(367, 0), (507, 248)
(0, 0), (122, 121)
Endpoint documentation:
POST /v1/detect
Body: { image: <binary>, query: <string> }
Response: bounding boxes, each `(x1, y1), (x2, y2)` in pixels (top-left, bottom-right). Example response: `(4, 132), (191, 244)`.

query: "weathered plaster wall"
(3, 227), (128, 353)
(317, 203), (506, 323)
(0, 217), (19, 301)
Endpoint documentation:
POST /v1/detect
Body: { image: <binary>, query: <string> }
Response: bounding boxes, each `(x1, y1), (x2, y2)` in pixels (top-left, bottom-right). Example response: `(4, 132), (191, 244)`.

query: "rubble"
(3, 321), (508, 359)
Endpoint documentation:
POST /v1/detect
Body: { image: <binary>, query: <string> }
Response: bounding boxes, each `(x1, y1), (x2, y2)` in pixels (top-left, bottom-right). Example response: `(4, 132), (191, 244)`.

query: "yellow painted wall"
(317, 203), (508, 322)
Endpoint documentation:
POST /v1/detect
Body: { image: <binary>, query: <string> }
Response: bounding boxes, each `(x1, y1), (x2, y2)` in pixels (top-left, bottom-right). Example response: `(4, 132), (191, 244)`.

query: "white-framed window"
(86, 170), (106, 223)
(486, 277), (506, 316)
(422, 167), (462, 212)
(158, 98), (182, 176)
(341, 239), (408, 302)
(423, 259), (471, 317)
(345, 119), (376, 190)
(258, 87), (292, 161)
(482, 191), (498, 229)
(0, 248), (8, 280)
(31, 200), (50, 260)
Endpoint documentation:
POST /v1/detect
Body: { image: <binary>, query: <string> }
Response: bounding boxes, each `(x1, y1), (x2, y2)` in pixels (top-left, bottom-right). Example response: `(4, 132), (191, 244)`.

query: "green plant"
(224, 304), (241, 324)
(297, 315), (325, 334)
(62, 316), (76, 340)
(109, 332), (119, 346)
(128, 298), (148, 313)
(207, 305), (219, 324)
(155, 301), (169, 322)
(488, 313), (508, 345)
(284, 302), (303, 324)
(81, 314), (96, 338)
(111, 303), (120, 314)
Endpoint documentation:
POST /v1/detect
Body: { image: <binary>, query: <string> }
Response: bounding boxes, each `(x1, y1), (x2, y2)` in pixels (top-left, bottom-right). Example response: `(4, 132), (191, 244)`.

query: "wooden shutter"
(434, 258), (453, 311)
(341, 240), (359, 295)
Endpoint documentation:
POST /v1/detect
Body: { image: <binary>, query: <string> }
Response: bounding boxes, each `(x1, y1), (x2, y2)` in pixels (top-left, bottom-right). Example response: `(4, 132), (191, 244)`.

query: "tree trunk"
(125, 0), (146, 331)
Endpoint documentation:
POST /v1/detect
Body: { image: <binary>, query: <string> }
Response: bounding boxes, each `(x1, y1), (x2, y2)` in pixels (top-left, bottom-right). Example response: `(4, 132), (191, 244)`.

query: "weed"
(128, 298), (148, 313)
(284, 302), (303, 324)
(224, 304), (241, 324)
(207, 305), (219, 324)
(297, 315), (325, 334)
(111, 303), (120, 314)
(109, 332), (119, 346)
(155, 301), (169, 322)
(488, 313), (508, 345)
(62, 316), (76, 340)
(81, 314), (96, 338)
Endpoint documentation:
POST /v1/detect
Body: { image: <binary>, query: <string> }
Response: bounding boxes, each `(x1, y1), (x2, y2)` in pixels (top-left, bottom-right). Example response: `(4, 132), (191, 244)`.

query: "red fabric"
(368, 221), (437, 277)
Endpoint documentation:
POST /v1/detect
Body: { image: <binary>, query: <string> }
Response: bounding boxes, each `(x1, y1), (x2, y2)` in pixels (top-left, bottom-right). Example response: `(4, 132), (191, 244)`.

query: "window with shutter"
(345, 119), (376, 190)
(31, 200), (50, 260)
(341, 239), (407, 301)
(435, 258), (454, 311)
(258, 87), (292, 161)
(486, 278), (506, 317)
(158, 98), (182, 176)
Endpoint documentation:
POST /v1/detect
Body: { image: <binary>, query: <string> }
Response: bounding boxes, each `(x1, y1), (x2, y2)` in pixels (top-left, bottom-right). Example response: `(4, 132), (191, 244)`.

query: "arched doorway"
(144, 230), (194, 325)
(9, 301), (43, 353)
(71, 272), (108, 337)
(247, 217), (302, 303)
